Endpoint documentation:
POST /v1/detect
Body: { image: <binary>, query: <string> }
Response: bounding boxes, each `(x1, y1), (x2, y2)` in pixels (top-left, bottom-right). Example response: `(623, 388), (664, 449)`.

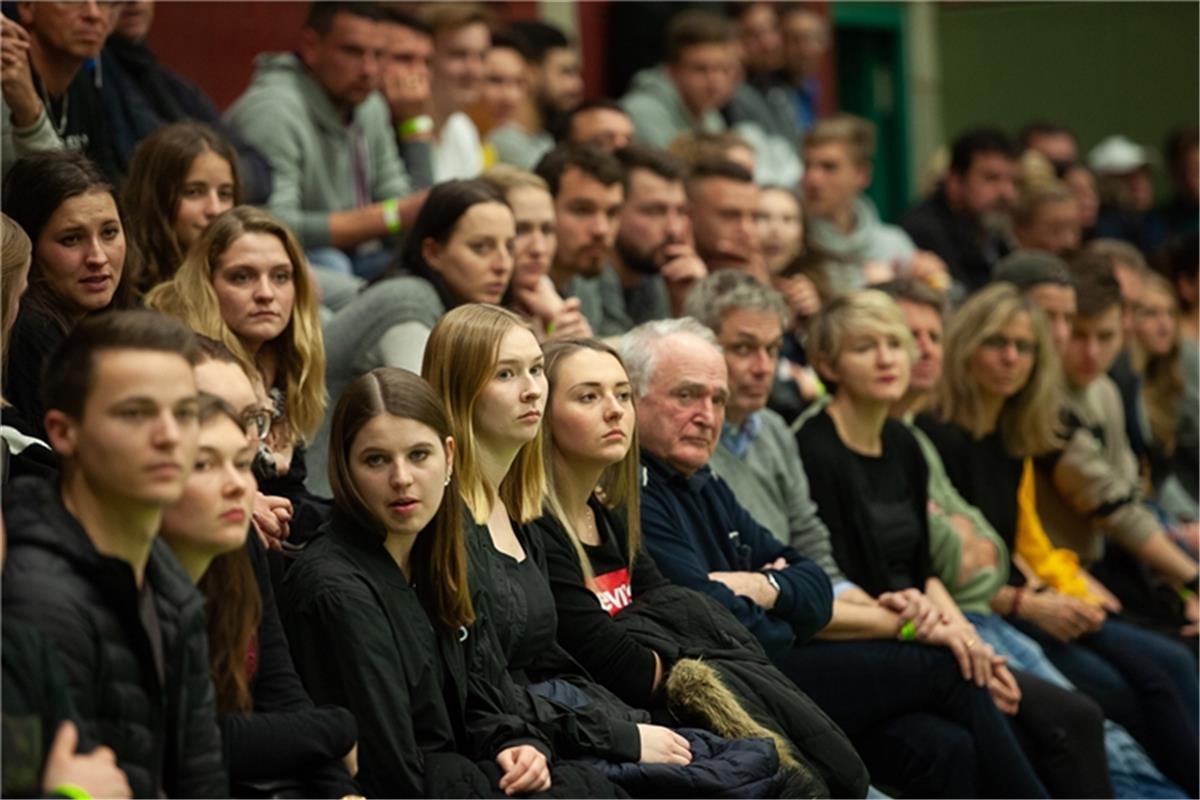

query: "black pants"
(1009, 670), (1113, 799)
(775, 640), (1049, 799)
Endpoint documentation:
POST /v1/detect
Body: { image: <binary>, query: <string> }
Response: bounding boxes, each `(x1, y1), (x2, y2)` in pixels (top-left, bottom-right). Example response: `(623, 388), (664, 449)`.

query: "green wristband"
(1179, 587), (1196, 602)
(53, 785), (92, 800)
(899, 620), (917, 641)
(397, 114), (434, 138)
(382, 198), (402, 235)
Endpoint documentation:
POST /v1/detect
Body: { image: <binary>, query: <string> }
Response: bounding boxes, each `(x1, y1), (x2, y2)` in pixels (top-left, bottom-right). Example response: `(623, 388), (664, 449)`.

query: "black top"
(31, 65), (120, 184)
(533, 499), (667, 710)
(281, 509), (548, 798)
(916, 414), (1023, 554)
(5, 308), (66, 442)
(900, 188), (1011, 293)
(481, 533), (560, 674)
(219, 534), (357, 797)
(795, 410), (932, 596)
(2, 619), (84, 797)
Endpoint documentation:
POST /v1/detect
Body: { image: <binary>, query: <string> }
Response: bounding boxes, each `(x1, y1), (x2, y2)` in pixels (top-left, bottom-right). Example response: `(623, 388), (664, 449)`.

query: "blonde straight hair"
(931, 283), (1062, 457)
(145, 206), (326, 442)
(423, 304), (547, 524)
(540, 339), (642, 587)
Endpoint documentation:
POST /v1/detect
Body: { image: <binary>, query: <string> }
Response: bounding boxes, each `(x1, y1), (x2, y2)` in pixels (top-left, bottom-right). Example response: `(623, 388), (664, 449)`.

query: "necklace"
(37, 81), (69, 137)
(574, 506), (600, 545)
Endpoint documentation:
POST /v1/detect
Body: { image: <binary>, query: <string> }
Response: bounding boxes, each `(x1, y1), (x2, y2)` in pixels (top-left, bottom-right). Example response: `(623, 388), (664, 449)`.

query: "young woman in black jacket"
(158, 394), (358, 797)
(422, 305), (695, 768)
(281, 367), (623, 798)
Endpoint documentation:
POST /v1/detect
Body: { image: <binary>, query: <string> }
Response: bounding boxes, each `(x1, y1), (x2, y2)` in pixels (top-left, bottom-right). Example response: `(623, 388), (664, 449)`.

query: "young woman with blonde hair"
(145, 206), (325, 507)
(918, 283), (1200, 794)
(422, 307), (823, 795)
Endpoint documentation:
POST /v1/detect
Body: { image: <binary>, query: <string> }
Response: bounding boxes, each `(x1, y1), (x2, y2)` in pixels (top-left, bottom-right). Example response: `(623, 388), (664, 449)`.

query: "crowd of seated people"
(1, 1), (1196, 798)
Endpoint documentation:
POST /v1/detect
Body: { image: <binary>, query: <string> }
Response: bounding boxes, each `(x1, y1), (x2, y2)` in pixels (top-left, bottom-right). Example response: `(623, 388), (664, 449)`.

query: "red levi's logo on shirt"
(594, 568), (633, 616)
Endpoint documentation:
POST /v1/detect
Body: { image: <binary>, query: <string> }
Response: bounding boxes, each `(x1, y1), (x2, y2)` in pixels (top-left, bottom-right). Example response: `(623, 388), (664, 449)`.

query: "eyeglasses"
(241, 408), (273, 441)
(980, 334), (1036, 355)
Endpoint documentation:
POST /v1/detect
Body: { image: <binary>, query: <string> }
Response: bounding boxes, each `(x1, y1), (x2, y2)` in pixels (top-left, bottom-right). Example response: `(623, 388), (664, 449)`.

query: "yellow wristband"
(53, 785), (92, 800)
(899, 620), (916, 641)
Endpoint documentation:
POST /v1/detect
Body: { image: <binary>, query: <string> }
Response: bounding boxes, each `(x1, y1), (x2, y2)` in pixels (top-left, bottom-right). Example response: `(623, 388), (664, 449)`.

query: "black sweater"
(219, 533), (357, 797)
(5, 308), (66, 442)
(533, 499), (668, 710)
(795, 410), (932, 596)
(638, 451), (833, 660)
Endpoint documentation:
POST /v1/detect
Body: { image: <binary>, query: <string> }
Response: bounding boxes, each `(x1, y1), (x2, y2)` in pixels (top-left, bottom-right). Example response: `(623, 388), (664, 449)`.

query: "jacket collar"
(640, 449), (713, 494)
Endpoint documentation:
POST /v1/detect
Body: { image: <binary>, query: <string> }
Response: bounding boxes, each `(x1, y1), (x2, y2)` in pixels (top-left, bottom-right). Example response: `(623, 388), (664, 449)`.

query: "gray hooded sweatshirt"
(225, 53), (410, 248)
(808, 196), (916, 293)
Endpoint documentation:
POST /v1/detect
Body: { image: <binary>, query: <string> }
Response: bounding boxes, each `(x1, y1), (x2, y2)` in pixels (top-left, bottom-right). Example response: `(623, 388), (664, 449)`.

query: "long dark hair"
(375, 179), (507, 308)
(124, 122), (242, 293)
(3, 150), (135, 331)
(191, 394), (261, 714)
(328, 367), (475, 631)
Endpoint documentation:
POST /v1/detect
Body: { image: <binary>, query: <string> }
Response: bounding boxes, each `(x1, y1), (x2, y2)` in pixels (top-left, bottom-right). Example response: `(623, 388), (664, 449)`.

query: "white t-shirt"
(432, 112), (484, 182)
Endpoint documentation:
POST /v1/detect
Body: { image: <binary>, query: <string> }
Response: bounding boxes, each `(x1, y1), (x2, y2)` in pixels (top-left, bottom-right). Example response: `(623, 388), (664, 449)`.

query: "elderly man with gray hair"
(626, 275), (1056, 798)
(620, 314), (834, 660)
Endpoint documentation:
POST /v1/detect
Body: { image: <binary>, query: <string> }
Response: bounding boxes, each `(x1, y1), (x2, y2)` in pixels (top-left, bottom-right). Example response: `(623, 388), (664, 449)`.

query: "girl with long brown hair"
(281, 367), (599, 799)
(124, 121), (240, 293)
(159, 393), (357, 797)
(3, 151), (136, 439)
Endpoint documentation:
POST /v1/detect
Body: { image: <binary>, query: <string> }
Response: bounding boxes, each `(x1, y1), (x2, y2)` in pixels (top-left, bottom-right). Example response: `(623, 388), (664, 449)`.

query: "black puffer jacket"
(2, 477), (228, 798)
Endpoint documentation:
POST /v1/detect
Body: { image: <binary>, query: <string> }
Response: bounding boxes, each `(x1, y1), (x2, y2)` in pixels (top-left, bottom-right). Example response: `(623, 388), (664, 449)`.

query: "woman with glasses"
(918, 283), (1199, 795)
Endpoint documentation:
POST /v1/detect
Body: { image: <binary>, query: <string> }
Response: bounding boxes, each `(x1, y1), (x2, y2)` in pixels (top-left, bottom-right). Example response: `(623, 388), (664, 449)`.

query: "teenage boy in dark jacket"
(2, 310), (228, 798)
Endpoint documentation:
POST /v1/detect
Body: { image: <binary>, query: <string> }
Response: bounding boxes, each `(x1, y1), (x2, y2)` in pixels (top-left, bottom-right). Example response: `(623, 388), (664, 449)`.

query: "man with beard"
(490, 21), (583, 171)
(901, 128), (1019, 294)
(534, 144), (628, 335)
(610, 144), (707, 324)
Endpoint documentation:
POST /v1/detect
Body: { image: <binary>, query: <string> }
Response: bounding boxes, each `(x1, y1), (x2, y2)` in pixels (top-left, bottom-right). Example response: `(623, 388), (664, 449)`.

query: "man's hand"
(495, 745), (551, 796)
(42, 721), (132, 799)
(773, 274), (821, 319)
(708, 570), (779, 609)
(659, 243), (706, 316)
(907, 250), (950, 292)
(0, 17), (42, 128)
(1182, 591), (1198, 637)
(544, 297), (593, 341)
(381, 65), (431, 131)
(1019, 590), (1105, 642)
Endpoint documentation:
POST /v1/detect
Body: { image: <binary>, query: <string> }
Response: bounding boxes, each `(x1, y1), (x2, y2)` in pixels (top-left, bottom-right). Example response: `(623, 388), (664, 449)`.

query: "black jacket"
(613, 583), (870, 799)
(900, 189), (1010, 293)
(221, 533), (357, 797)
(281, 509), (624, 798)
(2, 477), (228, 798)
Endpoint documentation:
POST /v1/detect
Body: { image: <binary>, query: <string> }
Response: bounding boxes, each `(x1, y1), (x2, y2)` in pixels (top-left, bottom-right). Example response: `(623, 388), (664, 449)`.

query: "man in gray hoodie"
(226, 2), (424, 280)
(802, 113), (947, 294)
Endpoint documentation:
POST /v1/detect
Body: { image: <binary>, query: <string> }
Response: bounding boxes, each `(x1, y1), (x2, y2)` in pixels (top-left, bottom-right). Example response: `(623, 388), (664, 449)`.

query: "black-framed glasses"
(980, 334), (1036, 356)
(241, 408), (273, 441)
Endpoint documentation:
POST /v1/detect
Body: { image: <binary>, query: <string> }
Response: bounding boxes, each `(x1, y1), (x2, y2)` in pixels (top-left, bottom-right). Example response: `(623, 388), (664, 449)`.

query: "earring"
(444, 473), (452, 487)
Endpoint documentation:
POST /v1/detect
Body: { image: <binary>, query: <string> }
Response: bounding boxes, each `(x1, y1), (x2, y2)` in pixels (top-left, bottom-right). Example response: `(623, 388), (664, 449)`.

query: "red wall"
(145, 1), (558, 112)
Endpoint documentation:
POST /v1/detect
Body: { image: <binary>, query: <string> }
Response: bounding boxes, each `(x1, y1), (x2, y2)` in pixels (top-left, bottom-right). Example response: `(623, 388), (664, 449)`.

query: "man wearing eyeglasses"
(1, 1), (121, 180)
